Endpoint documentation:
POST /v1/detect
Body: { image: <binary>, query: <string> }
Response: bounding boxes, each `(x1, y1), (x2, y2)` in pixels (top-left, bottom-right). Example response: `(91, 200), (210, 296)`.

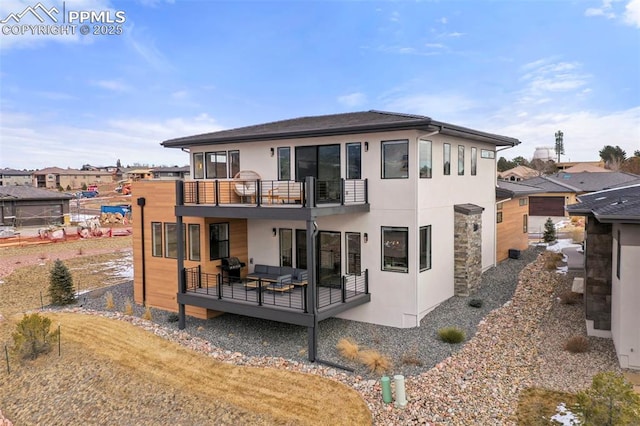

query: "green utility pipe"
(380, 376), (392, 404)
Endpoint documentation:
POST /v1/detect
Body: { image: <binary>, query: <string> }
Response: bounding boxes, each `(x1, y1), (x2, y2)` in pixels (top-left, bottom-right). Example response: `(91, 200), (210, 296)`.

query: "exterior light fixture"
(270, 147), (275, 157)
(272, 228), (277, 236)
(364, 141), (369, 152)
(364, 232), (368, 243)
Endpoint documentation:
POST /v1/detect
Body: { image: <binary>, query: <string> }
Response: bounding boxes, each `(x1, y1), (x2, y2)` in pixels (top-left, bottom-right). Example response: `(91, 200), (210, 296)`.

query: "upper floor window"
(206, 151), (227, 179)
(443, 143), (451, 175)
(229, 150), (240, 178)
(458, 145), (465, 175)
(193, 153), (204, 179)
(419, 139), (432, 178)
(382, 140), (408, 179)
(278, 147), (290, 180)
(481, 149), (495, 159)
(471, 147), (477, 176)
(519, 198), (528, 206)
(346, 143), (361, 179)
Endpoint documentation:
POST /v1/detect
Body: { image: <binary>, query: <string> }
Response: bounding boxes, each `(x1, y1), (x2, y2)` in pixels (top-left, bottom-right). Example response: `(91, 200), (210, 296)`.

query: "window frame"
(277, 147), (291, 181)
(279, 228), (293, 267)
(497, 211), (503, 223)
(209, 222), (230, 260)
(443, 143), (451, 175)
(458, 145), (465, 175)
(419, 139), (432, 178)
(152, 222), (163, 257)
(193, 153), (204, 179)
(164, 222), (178, 259)
(523, 214), (528, 233)
(381, 226), (409, 273)
(346, 232), (361, 275)
(471, 147), (477, 176)
(229, 150), (240, 178)
(346, 142), (362, 180)
(519, 198), (528, 206)
(188, 223), (201, 261)
(419, 225), (432, 271)
(481, 149), (495, 159)
(205, 151), (228, 179)
(381, 140), (409, 179)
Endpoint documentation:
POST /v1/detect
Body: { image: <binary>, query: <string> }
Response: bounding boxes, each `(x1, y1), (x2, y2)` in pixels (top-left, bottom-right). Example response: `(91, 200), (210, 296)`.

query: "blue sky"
(1, 0), (639, 170)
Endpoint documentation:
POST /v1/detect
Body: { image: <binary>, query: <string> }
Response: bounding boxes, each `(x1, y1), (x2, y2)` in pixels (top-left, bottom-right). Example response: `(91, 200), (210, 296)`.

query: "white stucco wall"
(611, 223), (640, 370)
(190, 128), (507, 328)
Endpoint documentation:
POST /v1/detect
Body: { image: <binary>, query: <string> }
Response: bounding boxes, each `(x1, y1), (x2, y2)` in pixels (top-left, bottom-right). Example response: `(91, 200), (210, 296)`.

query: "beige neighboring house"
(0, 168), (33, 186)
(563, 163), (609, 173)
(497, 165), (539, 181)
(124, 168), (154, 181)
(556, 160), (606, 172)
(33, 167), (114, 190)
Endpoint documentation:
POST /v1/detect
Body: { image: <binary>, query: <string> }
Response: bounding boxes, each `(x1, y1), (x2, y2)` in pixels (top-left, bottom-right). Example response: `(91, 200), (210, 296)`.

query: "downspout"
(136, 197), (146, 306)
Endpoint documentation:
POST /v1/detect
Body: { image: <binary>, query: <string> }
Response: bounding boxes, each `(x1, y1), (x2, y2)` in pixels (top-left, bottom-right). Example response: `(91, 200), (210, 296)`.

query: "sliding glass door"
(295, 144), (341, 203)
(318, 231), (341, 287)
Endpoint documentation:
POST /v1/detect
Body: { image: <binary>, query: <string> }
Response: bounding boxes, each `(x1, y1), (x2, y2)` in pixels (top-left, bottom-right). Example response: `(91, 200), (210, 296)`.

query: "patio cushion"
(267, 266), (281, 275)
(254, 264), (268, 274)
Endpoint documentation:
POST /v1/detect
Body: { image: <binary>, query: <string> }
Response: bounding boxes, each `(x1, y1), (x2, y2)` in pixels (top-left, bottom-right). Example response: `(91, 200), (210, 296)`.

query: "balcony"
(180, 266), (370, 326)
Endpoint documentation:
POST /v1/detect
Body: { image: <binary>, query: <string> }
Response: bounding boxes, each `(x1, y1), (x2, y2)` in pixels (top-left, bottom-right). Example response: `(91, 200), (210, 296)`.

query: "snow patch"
(550, 402), (580, 425)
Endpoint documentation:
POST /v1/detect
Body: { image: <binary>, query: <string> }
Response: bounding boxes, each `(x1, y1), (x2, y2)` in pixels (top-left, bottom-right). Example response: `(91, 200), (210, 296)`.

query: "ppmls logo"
(1, 2), (126, 37)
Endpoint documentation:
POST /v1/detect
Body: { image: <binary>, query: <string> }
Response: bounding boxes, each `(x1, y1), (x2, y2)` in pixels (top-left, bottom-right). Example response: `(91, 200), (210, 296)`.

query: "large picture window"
(522, 214), (528, 233)
(296, 229), (307, 269)
(458, 145), (465, 175)
(206, 151), (227, 178)
(419, 139), (432, 178)
(279, 228), (292, 267)
(443, 143), (451, 175)
(193, 153), (204, 179)
(382, 140), (408, 179)
(346, 232), (361, 275)
(152, 222), (163, 257)
(278, 147), (290, 181)
(471, 147), (477, 176)
(209, 223), (229, 260)
(420, 225), (432, 271)
(346, 143), (361, 179)
(382, 227), (408, 273)
(188, 224), (201, 261)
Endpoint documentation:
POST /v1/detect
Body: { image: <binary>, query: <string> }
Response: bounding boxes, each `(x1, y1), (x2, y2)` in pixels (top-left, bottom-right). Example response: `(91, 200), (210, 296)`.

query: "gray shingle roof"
(0, 186), (73, 201)
(161, 110), (521, 148)
(1, 168), (32, 176)
(523, 171), (640, 193)
(496, 180), (544, 200)
(567, 184), (640, 223)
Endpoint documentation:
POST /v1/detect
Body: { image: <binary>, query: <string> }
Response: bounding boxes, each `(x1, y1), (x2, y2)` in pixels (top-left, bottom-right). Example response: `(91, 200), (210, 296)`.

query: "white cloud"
(424, 43), (445, 49)
(172, 90), (189, 100)
(624, 0), (640, 27)
(0, 112), (224, 169)
(338, 92), (367, 108)
(390, 11), (400, 22)
(93, 80), (132, 92)
(518, 59), (590, 105)
(440, 17), (448, 24)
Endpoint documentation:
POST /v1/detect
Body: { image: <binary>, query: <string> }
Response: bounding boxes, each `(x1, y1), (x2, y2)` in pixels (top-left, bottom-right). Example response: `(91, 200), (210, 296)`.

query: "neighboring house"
(495, 180), (543, 262)
(124, 168), (154, 181)
(0, 186), (72, 227)
(33, 167), (114, 190)
(497, 165), (539, 181)
(523, 171), (640, 232)
(131, 110), (521, 361)
(151, 166), (191, 180)
(556, 160), (606, 172)
(567, 184), (640, 371)
(0, 168), (33, 186)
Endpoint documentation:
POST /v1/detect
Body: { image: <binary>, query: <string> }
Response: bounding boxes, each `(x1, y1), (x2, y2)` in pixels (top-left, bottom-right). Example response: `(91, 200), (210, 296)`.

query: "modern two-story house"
(132, 110), (520, 361)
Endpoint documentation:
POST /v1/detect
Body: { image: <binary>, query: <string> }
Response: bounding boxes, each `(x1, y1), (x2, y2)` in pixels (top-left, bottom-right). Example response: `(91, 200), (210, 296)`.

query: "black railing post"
(195, 181), (200, 204)
(256, 179), (262, 206)
(340, 178), (345, 205)
(364, 179), (368, 204)
(258, 279), (263, 306)
(214, 180), (220, 206)
(217, 274), (222, 299)
(303, 285), (308, 313)
(365, 269), (369, 294)
(197, 265), (202, 288)
(341, 276), (346, 303)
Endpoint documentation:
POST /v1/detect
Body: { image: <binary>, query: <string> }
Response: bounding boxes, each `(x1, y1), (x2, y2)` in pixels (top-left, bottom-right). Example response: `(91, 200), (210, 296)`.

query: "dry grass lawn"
(0, 237), (372, 425)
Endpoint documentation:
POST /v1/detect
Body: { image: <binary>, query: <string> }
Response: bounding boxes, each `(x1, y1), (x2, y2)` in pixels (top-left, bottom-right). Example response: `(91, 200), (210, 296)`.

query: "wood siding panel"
(132, 180), (247, 319)
(497, 197), (529, 262)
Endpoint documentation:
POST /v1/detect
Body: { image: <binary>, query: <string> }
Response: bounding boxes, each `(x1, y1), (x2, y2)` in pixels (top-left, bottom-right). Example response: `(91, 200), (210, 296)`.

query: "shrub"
(12, 313), (60, 360)
(105, 292), (115, 310)
(438, 327), (466, 344)
(81, 183), (87, 190)
(142, 306), (152, 321)
(124, 299), (133, 316)
(167, 313), (179, 323)
(48, 259), (75, 305)
(559, 291), (581, 305)
(358, 350), (391, 375)
(543, 218), (557, 243)
(401, 347), (424, 367)
(468, 299), (483, 308)
(571, 228), (585, 244)
(564, 335), (589, 353)
(574, 371), (640, 425)
(66, 184), (72, 191)
(543, 252), (564, 270)
(336, 338), (360, 361)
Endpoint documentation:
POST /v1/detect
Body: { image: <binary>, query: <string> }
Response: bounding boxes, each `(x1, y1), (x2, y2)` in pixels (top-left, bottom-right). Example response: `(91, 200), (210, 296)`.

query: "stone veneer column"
(454, 204), (484, 296)
(584, 217), (613, 330)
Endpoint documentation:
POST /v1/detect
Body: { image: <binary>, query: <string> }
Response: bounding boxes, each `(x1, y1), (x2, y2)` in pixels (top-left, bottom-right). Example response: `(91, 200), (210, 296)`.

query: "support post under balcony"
(176, 180), (186, 329)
